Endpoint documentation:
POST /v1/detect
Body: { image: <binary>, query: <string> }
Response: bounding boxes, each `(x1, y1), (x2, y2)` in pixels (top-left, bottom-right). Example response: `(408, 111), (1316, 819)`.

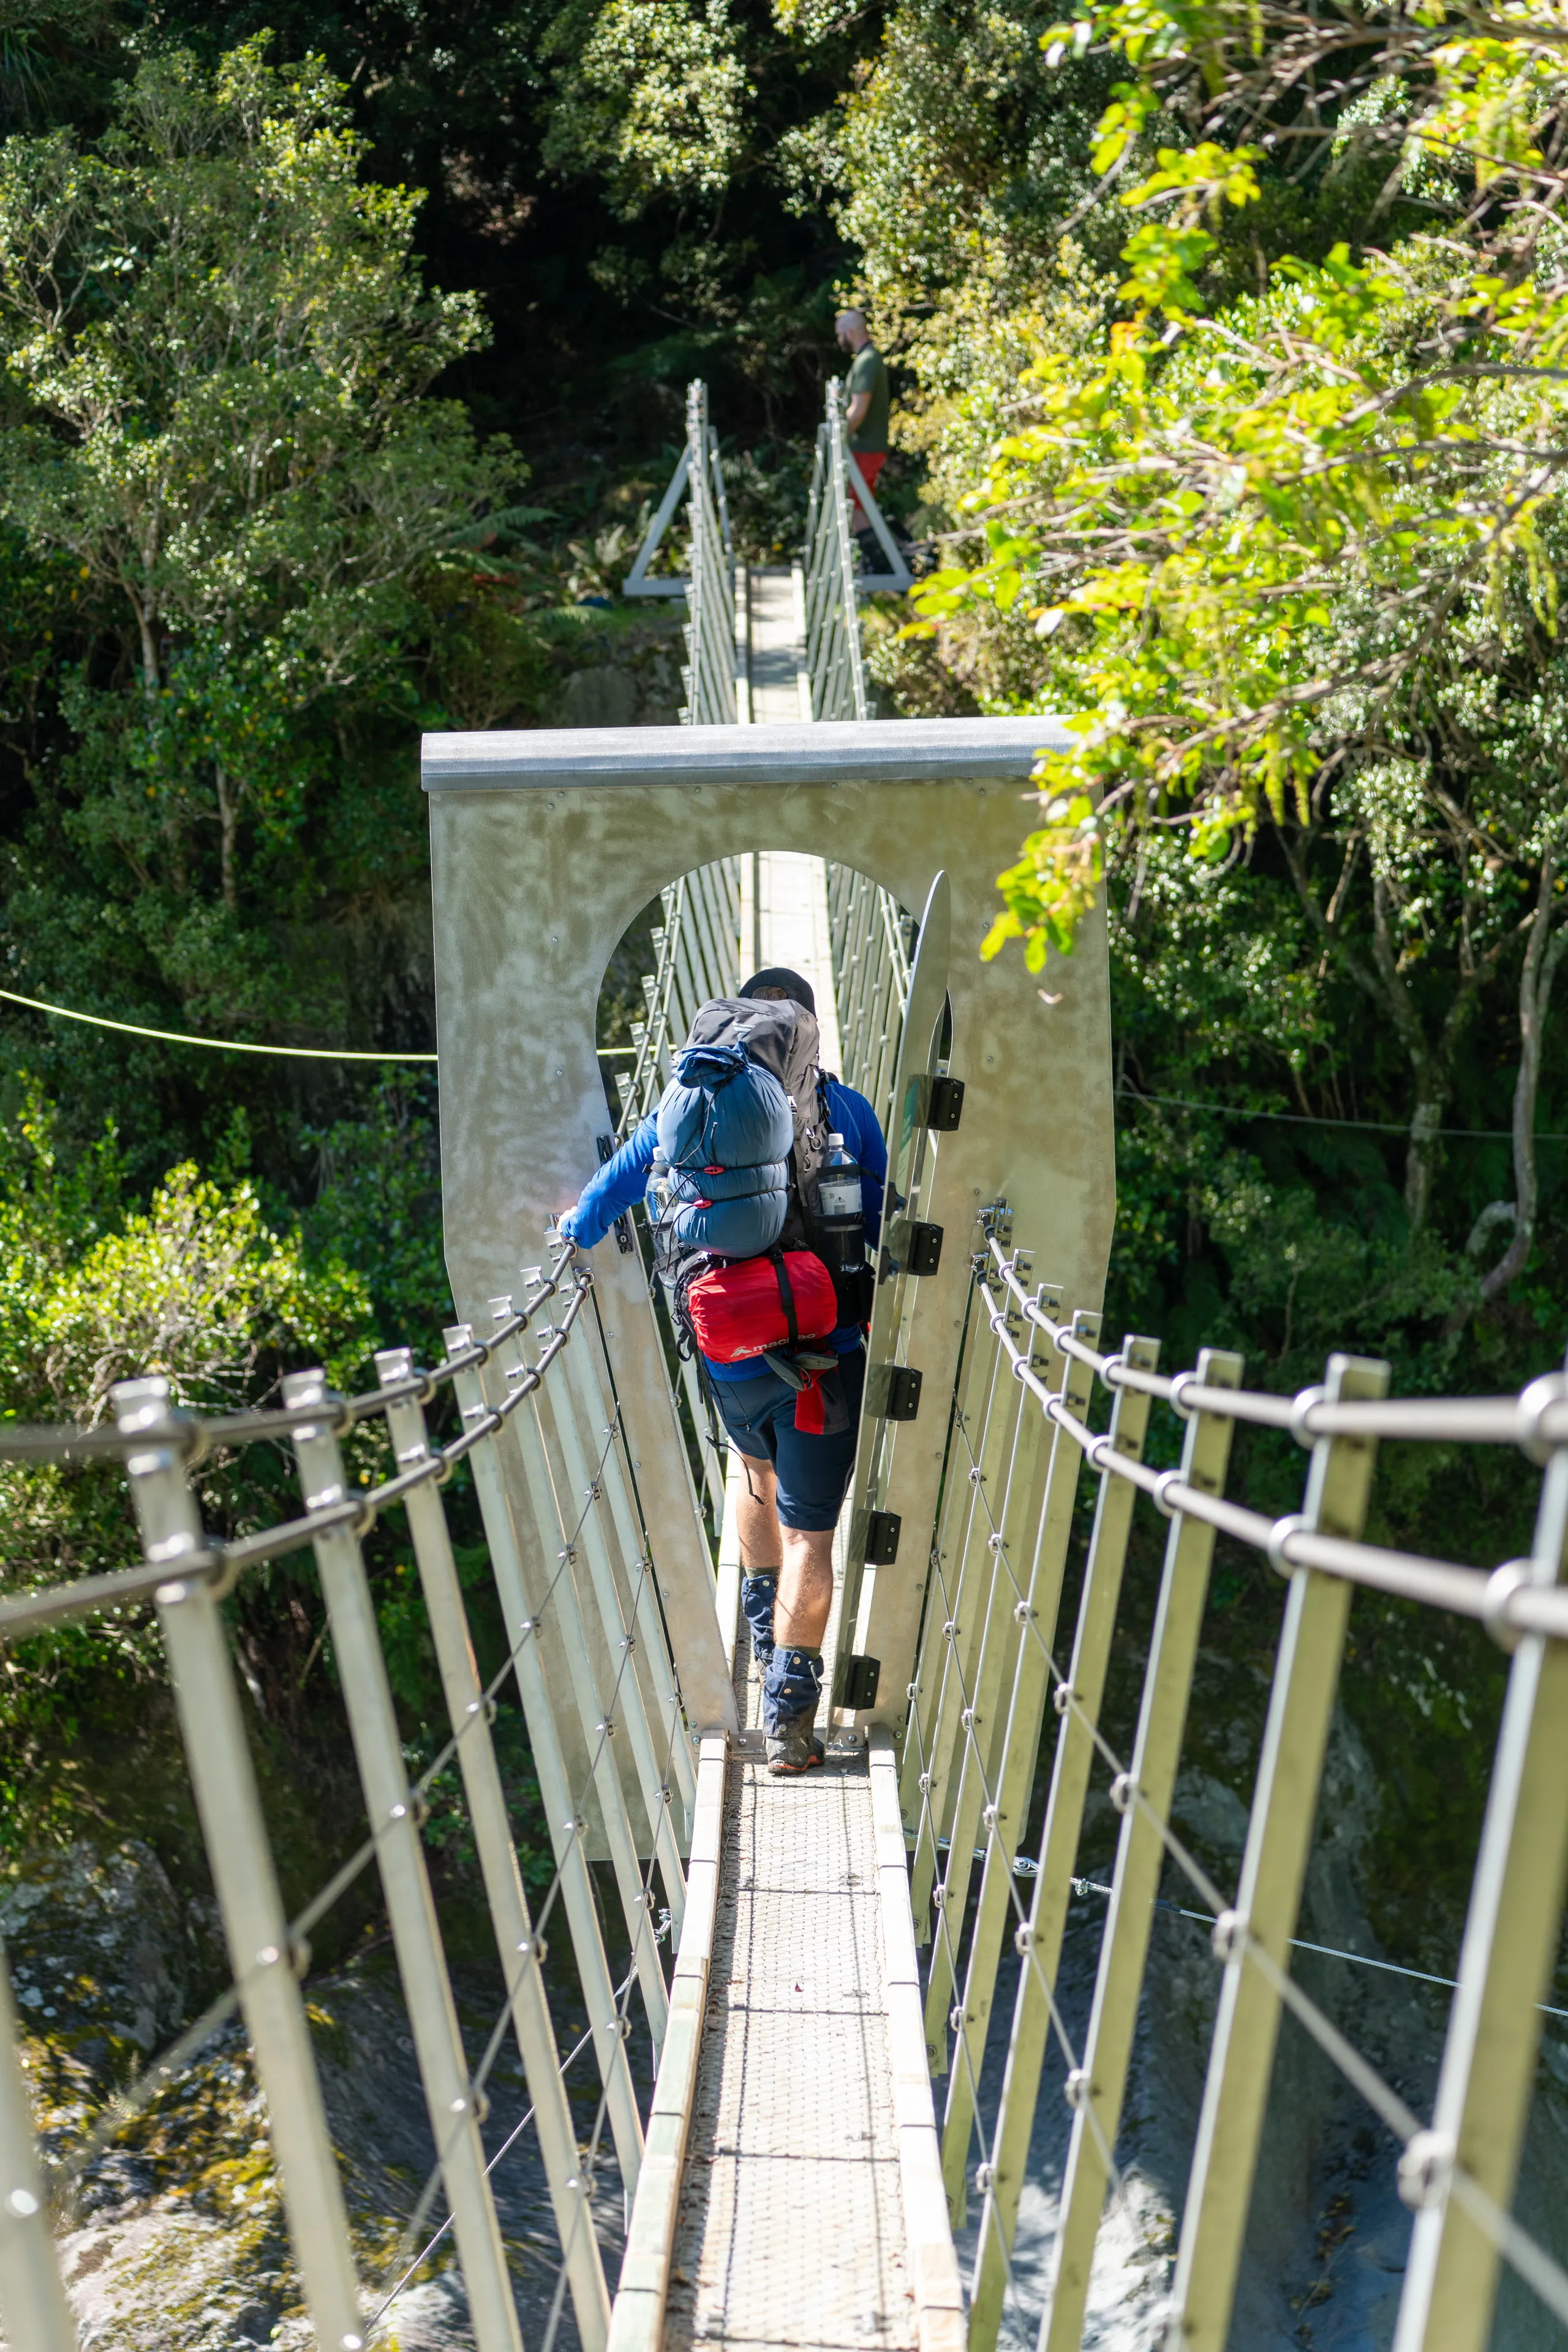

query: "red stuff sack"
(682, 1246), (837, 1365)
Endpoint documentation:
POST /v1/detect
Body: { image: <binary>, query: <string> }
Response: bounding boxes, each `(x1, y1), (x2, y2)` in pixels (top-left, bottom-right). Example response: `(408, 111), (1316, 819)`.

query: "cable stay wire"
(0, 983), (636, 1064)
(1115, 1080), (1568, 1143)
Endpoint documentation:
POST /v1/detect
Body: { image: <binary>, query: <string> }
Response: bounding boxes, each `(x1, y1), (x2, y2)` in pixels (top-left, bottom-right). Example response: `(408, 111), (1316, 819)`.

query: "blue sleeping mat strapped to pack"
(649, 1038), (793, 1260)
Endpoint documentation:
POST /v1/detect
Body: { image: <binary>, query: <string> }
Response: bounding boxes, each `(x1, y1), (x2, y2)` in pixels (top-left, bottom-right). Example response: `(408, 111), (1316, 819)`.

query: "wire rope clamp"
(1287, 1383), (1329, 1448)
(1397, 2129), (1457, 2212)
(1014, 1600), (1035, 1626)
(1109, 1771), (1137, 1815)
(1064, 2067), (1090, 2110)
(949, 2004), (967, 2032)
(918, 1771), (933, 1792)
(1517, 1372), (1568, 1465)
(1267, 1514), (1310, 1579)
(1052, 1682), (1074, 1717)
(1014, 1922), (1035, 1956)
(1210, 1908), (1247, 1964)
(1152, 1470), (1185, 1519)
(1483, 1560), (1534, 1651)
(974, 2161), (994, 2196)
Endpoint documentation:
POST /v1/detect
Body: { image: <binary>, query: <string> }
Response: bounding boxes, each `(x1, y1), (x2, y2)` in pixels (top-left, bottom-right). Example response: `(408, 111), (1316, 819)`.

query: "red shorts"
(848, 448), (886, 524)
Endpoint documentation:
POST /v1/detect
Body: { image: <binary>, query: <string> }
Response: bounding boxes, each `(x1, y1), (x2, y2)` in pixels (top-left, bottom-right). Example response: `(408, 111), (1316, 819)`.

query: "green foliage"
(543, 0), (750, 218)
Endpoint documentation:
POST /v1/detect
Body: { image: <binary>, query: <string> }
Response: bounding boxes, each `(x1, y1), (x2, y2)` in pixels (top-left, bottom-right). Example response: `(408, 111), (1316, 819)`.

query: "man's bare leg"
(734, 1455), (834, 1646)
(775, 1526), (834, 1651)
(734, 1454), (783, 1574)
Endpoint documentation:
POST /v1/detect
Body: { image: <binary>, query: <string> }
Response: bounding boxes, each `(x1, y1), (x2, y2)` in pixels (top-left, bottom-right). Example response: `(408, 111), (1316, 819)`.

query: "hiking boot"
(766, 1717), (826, 1775)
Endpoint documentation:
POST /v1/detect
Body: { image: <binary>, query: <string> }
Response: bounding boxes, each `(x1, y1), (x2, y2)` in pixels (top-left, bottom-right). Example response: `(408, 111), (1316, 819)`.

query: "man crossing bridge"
(559, 965), (888, 1774)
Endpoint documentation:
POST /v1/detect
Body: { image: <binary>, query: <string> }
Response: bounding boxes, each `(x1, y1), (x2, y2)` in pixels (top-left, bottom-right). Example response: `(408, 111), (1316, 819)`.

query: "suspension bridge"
(1, 380), (1566, 2352)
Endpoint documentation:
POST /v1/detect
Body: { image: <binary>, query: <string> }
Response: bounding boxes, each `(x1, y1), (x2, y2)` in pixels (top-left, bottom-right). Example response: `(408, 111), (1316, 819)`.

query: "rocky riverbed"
(2, 1837), (638, 2351)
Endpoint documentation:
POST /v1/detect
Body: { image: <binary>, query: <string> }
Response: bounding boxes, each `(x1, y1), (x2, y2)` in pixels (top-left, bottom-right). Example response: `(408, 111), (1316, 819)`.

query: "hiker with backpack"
(556, 967), (888, 1775)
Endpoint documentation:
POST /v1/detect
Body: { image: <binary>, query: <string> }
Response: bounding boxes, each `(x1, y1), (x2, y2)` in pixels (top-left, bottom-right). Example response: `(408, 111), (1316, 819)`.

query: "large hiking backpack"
(682, 999), (831, 1245)
(646, 998), (851, 1421)
(646, 997), (828, 1268)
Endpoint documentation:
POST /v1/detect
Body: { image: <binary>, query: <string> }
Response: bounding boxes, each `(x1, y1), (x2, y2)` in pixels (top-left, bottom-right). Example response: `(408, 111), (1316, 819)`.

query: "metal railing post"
(909, 1282), (1020, 1929)
(579, 1306), (698, 1827)
(375, 1347), (612, 2352)
(937, 1304), (1101, 2219)
(548, 1327), (689, 1943)
(968, 1333), (1161, 2352)
(1392, 1363), (1568, 2352)
(113, 1376), (367, 2352)
(467, 1314), (646, 2191)
(922, 1281), (1068, 2081)
(282, 1369), (524, 2352)
(510, 1332), (672, 2052)
(1039, 1350), (1243, 2352)
(0, 1945), (77, 2352)
(1168, 1351), (1388, 2350)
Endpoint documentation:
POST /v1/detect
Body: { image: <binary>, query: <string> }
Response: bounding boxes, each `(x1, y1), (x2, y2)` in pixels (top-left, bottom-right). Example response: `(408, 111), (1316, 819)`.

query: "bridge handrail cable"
(904, 1212), (1568, 2352)
(0, 1236), (704, 2352)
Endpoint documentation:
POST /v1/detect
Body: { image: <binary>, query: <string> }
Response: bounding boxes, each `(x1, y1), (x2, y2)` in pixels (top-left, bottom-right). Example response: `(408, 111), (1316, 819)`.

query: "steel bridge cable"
(371, 1575), (680, 2313)
(979, 1238), (1568, 1639)
(47, 1346), (630, 2197)
(0, 1258), (589, 1641)
(905, 1343), (1147, 2264)
(935, 1270), (1568, 2340)
(1065, 1878), (1568, 2022)
(955, 1284), (1568, 2020)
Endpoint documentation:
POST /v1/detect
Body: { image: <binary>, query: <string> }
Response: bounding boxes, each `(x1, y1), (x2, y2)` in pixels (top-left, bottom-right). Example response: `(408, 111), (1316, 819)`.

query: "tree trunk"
(1477, 841), (1568, 1303)
(1285, 837), (1474, 1232)
(131, 595), (159, 698)
(216, 767), (238, 913)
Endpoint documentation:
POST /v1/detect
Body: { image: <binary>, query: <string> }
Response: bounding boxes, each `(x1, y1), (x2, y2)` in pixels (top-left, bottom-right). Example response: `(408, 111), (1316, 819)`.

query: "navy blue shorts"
(709, 1347), (865, 1530)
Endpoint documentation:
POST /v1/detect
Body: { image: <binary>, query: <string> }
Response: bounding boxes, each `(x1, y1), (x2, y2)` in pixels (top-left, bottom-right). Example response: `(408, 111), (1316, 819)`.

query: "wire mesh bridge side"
(909, 1215), (1568, 2352)
(0, 1249), (699, 2352)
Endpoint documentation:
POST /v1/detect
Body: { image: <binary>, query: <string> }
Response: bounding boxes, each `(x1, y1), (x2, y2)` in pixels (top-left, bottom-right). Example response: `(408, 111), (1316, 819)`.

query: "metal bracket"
(867, 1361), (923, 1423)
(980, 1200), (1014, 1251)
(905, 1222), (943, 1277)
(621, 447), (693, 598)
(837, 1652), (882, 1710)
(919, 1074), (965, 1132)
(853, 1507), (902, 1566)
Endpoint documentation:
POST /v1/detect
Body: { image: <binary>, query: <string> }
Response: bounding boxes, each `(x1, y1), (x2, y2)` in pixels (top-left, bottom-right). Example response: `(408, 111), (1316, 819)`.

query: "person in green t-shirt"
(835, 309), (890, 566)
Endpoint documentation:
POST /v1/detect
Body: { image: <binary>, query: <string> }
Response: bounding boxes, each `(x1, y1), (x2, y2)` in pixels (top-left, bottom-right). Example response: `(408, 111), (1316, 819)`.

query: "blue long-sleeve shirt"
(562, 1077), (888, 1379)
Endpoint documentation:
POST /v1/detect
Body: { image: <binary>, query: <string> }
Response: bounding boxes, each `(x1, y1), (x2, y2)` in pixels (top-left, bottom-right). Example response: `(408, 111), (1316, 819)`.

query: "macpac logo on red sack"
(681, 1248), (836, 1363)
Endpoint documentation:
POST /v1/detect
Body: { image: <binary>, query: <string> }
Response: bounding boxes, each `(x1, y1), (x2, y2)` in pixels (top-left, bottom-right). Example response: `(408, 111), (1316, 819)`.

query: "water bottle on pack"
(811, 1132), (865, 1272)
